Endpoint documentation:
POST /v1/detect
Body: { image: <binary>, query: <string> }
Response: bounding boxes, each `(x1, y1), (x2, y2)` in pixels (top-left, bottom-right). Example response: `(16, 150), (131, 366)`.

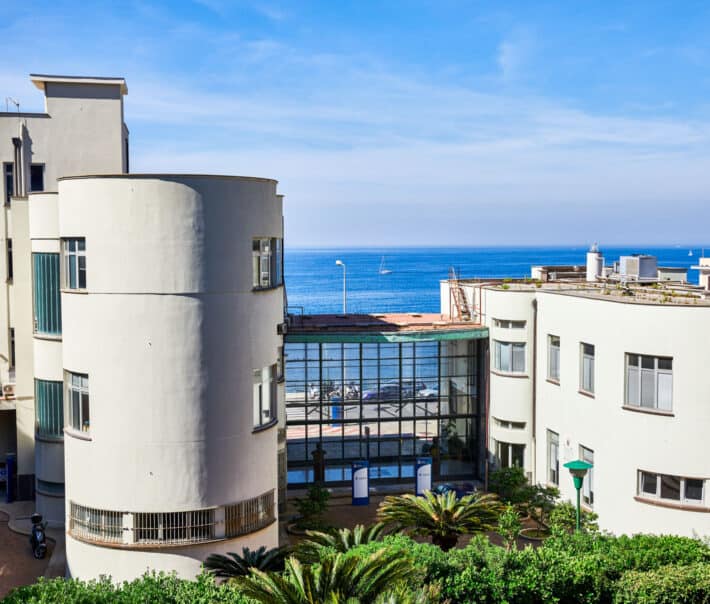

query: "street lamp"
(335, 260), (347, 314)
(563, 459), (594, 532)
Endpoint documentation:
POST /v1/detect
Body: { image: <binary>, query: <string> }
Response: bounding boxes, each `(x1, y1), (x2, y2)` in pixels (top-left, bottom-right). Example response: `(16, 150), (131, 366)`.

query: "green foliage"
(293, 484), (331, 530)
(488, 466), (532, 506)
(236, 549), (416, 604)
(204, 545), (289, 578)
(614, 562), (710, 604)
(377, 490), (503, 550)
(549, 500), (600, 534)
(526, 484), (559, 531)
(3, 572), (251, 603)
(498, 504), (522, 552)
(294, 523), (388, 563)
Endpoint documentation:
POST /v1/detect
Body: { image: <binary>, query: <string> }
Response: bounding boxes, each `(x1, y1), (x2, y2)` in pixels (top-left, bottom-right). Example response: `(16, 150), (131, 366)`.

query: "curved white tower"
(59, 175), (283, 581)
(586, 243), (603, 282)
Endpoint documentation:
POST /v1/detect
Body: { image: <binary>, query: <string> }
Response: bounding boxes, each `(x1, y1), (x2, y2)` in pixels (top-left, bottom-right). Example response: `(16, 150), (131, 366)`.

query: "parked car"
(362, 381), (429, 402)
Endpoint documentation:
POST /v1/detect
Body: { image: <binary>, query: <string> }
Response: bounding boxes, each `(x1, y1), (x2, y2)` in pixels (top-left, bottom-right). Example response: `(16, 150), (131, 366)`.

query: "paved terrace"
(287, 312), (486, 336)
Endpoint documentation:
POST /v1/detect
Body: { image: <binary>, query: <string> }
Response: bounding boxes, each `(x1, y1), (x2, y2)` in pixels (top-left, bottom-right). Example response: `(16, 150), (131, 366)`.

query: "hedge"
(614, 562), (710, 604)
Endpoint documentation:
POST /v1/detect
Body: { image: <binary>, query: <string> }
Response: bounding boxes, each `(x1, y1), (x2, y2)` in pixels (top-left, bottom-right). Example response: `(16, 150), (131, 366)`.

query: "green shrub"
(614, 562), (710, 604)
(293, 484), (331, 529)
(488, 466), (532, 506)
(3, 572), (251, 603)
(549, 500), (599, 533)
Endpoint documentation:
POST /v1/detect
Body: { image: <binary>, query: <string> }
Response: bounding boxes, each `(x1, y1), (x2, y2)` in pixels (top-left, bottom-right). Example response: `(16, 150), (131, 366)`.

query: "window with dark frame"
(6, 238), (12, 281)
(30, 164), (44, 192)
(63, 238), (87, 289)
(3, 163), (13, 205)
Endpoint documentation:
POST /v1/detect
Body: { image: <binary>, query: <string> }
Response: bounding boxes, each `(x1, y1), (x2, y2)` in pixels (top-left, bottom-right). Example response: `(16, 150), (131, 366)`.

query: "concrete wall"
(59, 175), (283, 579)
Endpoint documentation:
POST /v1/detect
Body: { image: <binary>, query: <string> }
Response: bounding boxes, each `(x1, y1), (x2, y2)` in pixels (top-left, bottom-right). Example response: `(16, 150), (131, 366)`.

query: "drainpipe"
(531, 297), (538, 484)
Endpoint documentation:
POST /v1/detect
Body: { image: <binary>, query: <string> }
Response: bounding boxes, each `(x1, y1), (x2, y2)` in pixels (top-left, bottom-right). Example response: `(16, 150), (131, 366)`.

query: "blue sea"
(285, 246), (703, 315)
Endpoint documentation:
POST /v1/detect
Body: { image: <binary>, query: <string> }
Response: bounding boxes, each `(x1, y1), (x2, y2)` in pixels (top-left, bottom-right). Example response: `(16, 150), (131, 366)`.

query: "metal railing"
(134, 509), (215, 545)
(70, 502), (123, 544)
(225, 490), (275, 538)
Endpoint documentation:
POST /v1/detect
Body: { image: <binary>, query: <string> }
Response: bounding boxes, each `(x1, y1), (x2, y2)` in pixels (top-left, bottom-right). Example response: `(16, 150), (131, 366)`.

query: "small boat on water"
(689, 250), (694, 257)
(379, 256), (393, 275)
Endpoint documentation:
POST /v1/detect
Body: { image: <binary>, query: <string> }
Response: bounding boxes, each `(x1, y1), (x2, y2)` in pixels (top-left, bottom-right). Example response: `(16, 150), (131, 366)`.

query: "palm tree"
(203, 545), (288, 578)
(236, 549), (414, 604)
(377, 490), (502, 551)
(294, 523), (388, 563)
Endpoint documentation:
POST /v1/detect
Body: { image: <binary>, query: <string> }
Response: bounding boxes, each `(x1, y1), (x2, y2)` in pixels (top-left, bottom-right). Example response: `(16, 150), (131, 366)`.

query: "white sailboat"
(688, 250), (694, 257)
(379, 256), (392, 275)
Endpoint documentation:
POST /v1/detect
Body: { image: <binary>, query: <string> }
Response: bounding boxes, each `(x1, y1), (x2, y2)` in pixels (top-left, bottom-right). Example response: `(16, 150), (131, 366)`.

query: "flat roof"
(287, 313), (488, 343)
(57, 173), (278, 184)
(30, 74), (127, 95)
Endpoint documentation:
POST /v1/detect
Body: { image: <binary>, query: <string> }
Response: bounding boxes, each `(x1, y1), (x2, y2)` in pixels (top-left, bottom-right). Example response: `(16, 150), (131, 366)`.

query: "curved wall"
(58, 176), (283, 578)
(29, 192), (65, 526)
(483, 288), (536, 472)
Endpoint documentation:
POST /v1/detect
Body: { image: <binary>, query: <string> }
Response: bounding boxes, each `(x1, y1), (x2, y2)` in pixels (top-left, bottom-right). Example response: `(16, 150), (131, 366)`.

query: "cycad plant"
(377, 490), (502, 551)
(203, 545), (288, 578)
(295, 523), (388, 563)
(236, 549), (414, 604)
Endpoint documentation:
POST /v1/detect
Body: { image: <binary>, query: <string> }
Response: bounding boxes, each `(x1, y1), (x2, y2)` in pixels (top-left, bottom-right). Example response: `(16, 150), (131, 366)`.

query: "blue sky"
(2, 1), (710, 246)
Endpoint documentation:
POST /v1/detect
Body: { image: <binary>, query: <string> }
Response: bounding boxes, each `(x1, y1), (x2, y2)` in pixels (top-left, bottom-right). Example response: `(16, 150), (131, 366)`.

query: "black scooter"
(29, 512), (47, 559)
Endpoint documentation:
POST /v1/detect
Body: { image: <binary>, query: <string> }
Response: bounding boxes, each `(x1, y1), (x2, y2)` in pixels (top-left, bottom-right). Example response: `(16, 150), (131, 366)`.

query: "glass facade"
(285, 337), (485, 486)
(33, 253), (62, 335)
(35, 379), (63, 439)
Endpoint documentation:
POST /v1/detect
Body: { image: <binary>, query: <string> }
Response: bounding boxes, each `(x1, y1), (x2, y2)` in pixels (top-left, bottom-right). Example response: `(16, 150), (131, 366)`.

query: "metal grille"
(225, 490), (275, 537)
(133, 509), (215, 545)
(69, 502), (123, 544)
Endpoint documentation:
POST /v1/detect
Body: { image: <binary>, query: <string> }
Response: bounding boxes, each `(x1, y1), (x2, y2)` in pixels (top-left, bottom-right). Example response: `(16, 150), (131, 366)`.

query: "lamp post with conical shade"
(563, 459), (593, 532)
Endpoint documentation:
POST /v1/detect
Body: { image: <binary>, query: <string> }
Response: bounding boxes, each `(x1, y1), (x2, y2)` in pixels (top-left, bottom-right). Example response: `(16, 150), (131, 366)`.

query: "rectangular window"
(548, 430), (559, 485)
(63, 238), (86, 289)
(66, 372), (90, 433)
(9, 327), (15, 369)
(35, 379), (64, 439)
(580, 343), (595, 393)
(253, 364), (277, 428)
(30, 164), (44, 192)
(32, 253), (62, 335)
(580, 445), (594, 505)
(638, 470), (705, 506)
(494, 340), (525, 373)
(3, 163), (12, 205)
(6, 238), (12, 281)
(493, 319), (526, 329)
(625, 354), (672, 411)
(495, 440), (525, 469)
(548, 335), (560, 381)
(252, 237), (284, 289)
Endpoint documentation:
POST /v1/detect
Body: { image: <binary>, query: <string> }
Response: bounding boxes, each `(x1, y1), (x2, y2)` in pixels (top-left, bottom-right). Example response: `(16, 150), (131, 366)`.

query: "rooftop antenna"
(5, 97), (20, 113)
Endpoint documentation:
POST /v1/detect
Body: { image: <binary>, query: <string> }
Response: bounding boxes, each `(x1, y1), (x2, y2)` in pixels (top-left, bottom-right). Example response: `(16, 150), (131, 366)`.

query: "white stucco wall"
(58, 175), (283, 579)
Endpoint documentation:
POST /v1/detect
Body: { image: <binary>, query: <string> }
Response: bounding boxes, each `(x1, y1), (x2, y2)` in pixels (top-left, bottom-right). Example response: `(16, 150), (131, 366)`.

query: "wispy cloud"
(496, 27), (535, 81)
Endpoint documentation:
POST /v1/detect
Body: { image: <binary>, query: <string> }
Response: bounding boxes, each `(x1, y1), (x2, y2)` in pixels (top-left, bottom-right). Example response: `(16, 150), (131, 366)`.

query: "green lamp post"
(563, 459), (594, 531)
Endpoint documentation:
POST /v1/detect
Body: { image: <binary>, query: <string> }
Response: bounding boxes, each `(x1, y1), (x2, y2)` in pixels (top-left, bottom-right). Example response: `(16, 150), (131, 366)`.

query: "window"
(580, 445), (594, 505)
(224, 490), (275, 537)
(252, 237), (283, 289)
(69, 502), (123, 544)
(67, 372), (90, 433)
(580, 343), (595, 394)
(277, 346), (284, 381)
(36, 479), (64, 496)
(134, 510), (215, 544)
(493, 319), (526, 329)
(6, 238), (12, 281)
(30, 164), (44, 192)
(63, 238), (86, 289)
(495, 440), (525, 469)
(494, 417), (526, 430)
(626, 354), (672, 411)
(32, 253), (62, 335)
(547, 430), (559, 485)
(638, 471), (705, 506)
(548, 335), (560, 381)
(494, 341), (525, 373)
(9, 327), (15, 369)
(253, 364), (277, 427)
(35, 379), (63, 439)
(3, 163), (12, 205)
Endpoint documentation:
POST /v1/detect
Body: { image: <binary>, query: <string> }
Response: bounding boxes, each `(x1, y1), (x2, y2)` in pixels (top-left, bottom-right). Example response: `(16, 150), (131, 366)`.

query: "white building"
(3, 75), (286, 580)
(1, 74), (128, 510)
(442, 251), (710, 537)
